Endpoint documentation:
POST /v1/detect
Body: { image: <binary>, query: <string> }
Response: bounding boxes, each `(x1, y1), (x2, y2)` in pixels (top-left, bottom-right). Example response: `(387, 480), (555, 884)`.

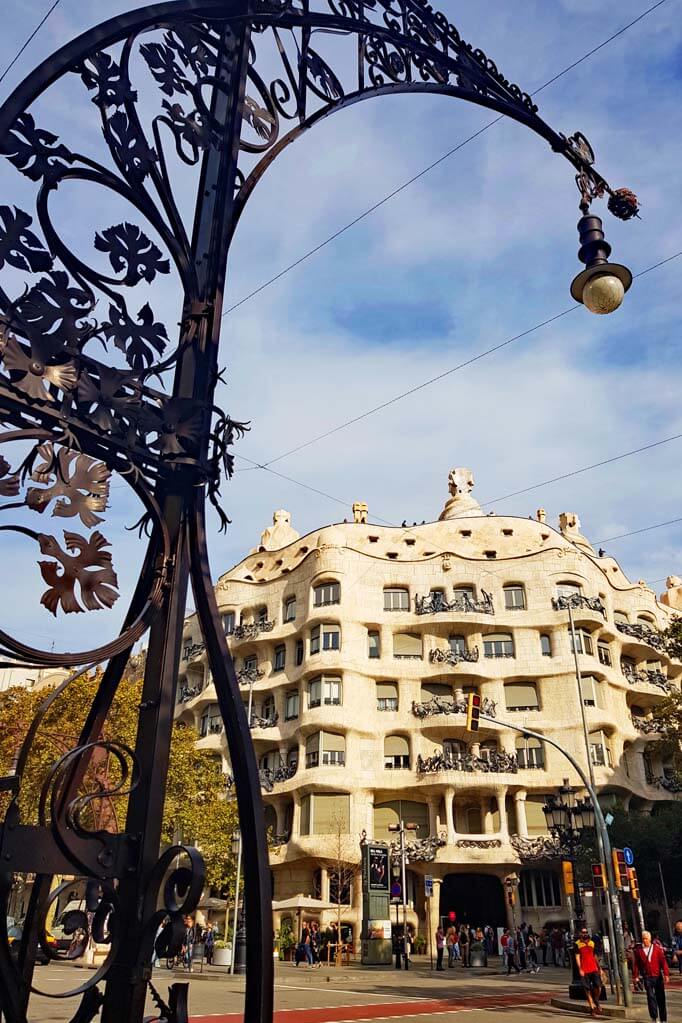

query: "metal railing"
(233, 620), (275, 640)
(552, 594), (606, 616)
(616, 621), (666, 652)
(411, 695), (497, 719)
(416, 749), (518, 774)
(429, 646), (479, 665)
(415, 591), (493, 615)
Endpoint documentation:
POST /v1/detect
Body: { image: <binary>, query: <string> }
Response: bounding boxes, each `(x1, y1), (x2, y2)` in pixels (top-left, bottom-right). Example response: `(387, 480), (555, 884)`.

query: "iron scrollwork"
(0, 1), (634, 1021)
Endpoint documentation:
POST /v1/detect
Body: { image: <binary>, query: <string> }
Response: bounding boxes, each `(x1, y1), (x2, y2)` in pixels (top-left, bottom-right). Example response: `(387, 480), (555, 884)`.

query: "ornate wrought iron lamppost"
(0, 2), (638, 1022)
(544, 780), (597, 998)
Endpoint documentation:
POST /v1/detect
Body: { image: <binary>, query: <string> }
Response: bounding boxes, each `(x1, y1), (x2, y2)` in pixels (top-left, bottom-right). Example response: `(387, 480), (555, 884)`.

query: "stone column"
(320, 867), (329, 902)
(483, 797), (495, 834)
(427, 877), (442, 949)
(292, 792), (301, 837)
(427, 798), (439, 837)
(444, 787), (456, 844)
(366, 791), (375, 839)
(496, 787), (508, 838)
(470, 741), (480, 758)
(514, 791), (528, 838)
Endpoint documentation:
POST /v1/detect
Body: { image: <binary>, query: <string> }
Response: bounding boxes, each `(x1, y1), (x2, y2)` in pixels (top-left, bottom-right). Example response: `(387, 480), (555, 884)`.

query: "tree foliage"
(0, 673), (238, 890)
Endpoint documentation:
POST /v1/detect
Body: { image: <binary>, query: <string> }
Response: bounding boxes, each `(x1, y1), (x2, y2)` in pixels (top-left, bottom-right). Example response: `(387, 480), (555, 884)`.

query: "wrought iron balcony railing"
(237, 666), (266, 684)
(552, 594), (606, 616)
(616, 621), (666, 652)
(259, 761), (298, 792)
(250, 711), (279, 730)
(621, 662), (670, 692)
(178, 684), (203, 704)
(389, 835), (446, 864)
(415, 591), (493, 615)
(182, 640), (206, 662)
(429, 646), (480, 666)
(630, 715), (665, 734)
(416, 750), (518, 775)
(412, 695), (497, 719)
(233, 620), (275, 640)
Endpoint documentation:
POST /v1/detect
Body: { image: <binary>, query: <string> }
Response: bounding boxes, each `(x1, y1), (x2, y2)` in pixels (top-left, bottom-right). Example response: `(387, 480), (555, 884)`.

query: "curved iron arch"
(0, 3), (635, 1023)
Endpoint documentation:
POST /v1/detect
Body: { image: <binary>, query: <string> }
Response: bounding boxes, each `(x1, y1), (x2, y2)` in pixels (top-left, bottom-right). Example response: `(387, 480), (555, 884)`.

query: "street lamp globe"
(581, 271), (626, 314)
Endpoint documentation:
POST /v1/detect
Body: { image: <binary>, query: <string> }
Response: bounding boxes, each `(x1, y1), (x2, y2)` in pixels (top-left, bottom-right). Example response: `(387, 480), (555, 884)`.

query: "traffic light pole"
(478, 712), (631, 1008)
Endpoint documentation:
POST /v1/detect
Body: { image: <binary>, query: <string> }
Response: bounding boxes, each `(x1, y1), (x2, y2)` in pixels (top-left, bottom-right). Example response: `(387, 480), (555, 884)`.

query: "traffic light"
(561, 860), (575, 896)
(466, 692), (481, 731)
(591, 863), (606, 890)
(628, 867), (640, 901)
(612, 849), (629, 890)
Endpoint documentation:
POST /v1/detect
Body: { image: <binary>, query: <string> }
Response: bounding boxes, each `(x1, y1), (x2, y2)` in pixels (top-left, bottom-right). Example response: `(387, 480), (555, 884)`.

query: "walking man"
(633, 931), (669, 1023)
(505, 929), (520, 975)
(672, 919), (682, 975)
(574, 926), (602, 1017)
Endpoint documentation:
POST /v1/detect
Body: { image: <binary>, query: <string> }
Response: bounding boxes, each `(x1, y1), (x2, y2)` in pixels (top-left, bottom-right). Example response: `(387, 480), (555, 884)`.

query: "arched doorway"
(440, 873), (506, 929)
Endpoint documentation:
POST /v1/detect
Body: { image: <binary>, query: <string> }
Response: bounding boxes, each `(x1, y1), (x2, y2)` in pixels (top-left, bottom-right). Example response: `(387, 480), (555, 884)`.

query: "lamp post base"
(234, 926), (247, 974)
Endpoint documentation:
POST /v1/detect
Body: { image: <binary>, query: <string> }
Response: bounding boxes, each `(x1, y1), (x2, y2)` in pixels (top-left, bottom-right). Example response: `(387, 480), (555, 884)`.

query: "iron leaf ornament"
(0, 2), (637, 1022)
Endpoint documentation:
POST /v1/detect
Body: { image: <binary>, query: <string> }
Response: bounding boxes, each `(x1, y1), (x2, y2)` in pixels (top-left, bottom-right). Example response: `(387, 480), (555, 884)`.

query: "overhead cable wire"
(0, 0), (62, 86)
(596, 517), (682, 546)
(222, 0), (669, 319)
(238, 249), (682, 470)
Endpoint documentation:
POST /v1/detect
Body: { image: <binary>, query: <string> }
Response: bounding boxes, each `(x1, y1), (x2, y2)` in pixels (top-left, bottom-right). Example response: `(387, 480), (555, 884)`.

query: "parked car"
(7, 923), (57, 966)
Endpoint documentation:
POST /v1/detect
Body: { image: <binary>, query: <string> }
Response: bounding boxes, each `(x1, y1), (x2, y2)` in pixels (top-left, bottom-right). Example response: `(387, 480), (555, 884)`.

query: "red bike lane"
(191, 989), (555, 1022)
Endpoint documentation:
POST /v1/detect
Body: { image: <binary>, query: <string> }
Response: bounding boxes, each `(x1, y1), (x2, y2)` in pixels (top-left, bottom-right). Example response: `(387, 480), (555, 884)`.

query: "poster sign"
(366, 919), (391, 940)
(367, 845), (389, 892)
(424, 876), (434, 898)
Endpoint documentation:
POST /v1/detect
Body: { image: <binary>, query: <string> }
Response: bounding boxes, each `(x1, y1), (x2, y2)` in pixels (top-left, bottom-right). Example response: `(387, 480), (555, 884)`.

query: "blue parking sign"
(623, 847), (634, 867)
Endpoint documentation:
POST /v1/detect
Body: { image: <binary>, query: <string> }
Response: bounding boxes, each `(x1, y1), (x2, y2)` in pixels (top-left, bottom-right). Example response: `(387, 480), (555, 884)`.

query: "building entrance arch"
(440, 873), (506, 930)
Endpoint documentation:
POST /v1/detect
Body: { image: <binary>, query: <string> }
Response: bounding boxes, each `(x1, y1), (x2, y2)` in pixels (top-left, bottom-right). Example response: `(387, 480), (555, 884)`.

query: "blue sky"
(0, 0), (681, 655)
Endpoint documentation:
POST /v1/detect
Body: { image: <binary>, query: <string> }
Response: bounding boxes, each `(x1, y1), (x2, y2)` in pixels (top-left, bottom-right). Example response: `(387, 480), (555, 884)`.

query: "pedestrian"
(574, 925), (603, 1017)
(435, 926), (445, 971)
(672, 919), (682, 975)
(633, 930), (669, 1023)
(526, 930), (539, 974)
(505, 929), (520, 974)
(539, 926), (548, 967)
(516, 926), (527, 970)
(203, 923), (215, 966)
(484, 924), (495, 957)
(310, 921), (322, 967)
(551, 926), (562, 967)
(446, 926), (457, 968)
(182, 915), (196, 972)
(459, 925), (470, 968)
(300, 922), (314, 967)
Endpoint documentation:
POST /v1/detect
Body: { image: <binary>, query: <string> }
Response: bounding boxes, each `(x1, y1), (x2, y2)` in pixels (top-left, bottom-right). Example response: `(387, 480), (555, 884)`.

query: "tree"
(650, 686), (682, 784)
(0, 675), (238, 890)
(323, 812), (360, 966)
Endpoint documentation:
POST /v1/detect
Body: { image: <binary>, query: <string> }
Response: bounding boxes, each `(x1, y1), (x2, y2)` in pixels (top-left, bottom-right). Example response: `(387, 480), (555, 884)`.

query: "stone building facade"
(175, 469), (682, 941)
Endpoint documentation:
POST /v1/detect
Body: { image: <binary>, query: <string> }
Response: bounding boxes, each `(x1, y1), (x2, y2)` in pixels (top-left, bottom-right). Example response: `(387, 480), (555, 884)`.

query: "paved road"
(26, 959), (682, 1022)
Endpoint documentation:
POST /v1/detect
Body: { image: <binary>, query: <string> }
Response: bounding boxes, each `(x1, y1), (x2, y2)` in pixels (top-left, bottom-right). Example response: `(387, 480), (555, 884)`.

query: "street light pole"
(388, 820), (417, 970)
(230, 678), (255, 975)
(481, 712), (631, 1008)
(566, 600), (598, 791)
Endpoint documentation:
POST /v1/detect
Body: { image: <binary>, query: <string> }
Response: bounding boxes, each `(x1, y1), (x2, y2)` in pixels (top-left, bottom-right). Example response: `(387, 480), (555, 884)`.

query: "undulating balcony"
(552, 594), (606, 616)
(259, 760), (298, 792)
(233, 620), (275, 640)
(411, 695), (497, 719)
(429, 646), (479, 666)
(237, 665), (265, 684)
(416, 749), (520, 775)
(621, 662), (670, 692)
(616, 621), (667, 653)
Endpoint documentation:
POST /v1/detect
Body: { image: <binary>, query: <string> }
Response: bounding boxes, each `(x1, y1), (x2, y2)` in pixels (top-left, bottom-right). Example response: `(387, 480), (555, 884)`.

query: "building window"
(614, 610), (629, 624)
(449, 635), (466, 655)
(368, 630), (381, 659)
(283, 596), (296, 623)
(557, 582), (582, 599)
(376, 681), (398, 712)
(304, 731), (346, 767)
(483, 633), (514, 658)
(308, 675), (342, 708)
(261, 695), (275, 720)
(589, 730), (612, 767)
(393, 633), (422, 659)
(453, 585), (476, 606)
(598, 642), (612, 666)
(273, 644), (286, 672)
(540, 634), (552, 657)
(478, 740), (498, 763)
(295, 639), (304, 666)
(504, 584), (526, 610)
(443, 738), (466, 761)
(570, 628), (594, 656)
(300, 792), (350, 835)
(579, 674), (602, 708)
(284, 690), (299, 720)
(243, 654), (257, 672)
(384, 735), (410, 770)
(313, 581), (340, 607)
(515, 736), (544, 769)
(505, 682), (539, 711)
(256, 605), (268, 624)
(519, 870), (561, 908)
(465, 806), (482, 833)
(222, 611), (235, 635)
(384, 587), (409, 611)
(311, 623), (340, 654)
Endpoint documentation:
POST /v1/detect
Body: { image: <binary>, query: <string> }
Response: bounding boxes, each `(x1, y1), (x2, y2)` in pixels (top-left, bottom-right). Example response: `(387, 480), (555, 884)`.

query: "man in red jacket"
(632, 931), (669, 1023)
